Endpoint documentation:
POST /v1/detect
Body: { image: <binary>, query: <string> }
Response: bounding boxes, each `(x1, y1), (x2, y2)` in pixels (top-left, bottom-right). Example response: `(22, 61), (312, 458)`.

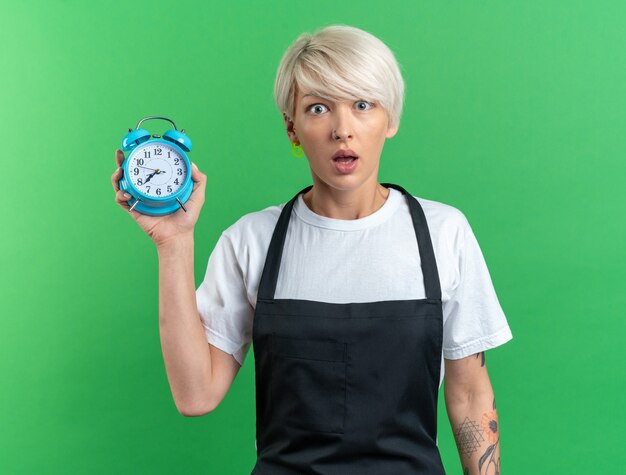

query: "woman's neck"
(301, 182), (390, 220)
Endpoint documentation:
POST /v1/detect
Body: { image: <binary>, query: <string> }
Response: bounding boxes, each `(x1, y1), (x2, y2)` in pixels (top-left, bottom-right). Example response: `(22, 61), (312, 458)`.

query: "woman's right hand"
(111, 149), (207, 248)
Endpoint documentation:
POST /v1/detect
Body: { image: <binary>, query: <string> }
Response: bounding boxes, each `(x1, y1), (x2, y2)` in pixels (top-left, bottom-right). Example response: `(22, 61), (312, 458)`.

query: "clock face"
(127, 142), (188, 199)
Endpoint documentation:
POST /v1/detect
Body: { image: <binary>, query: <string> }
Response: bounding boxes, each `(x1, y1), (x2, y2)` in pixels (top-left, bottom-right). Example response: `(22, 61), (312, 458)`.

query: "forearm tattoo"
(455, 396), (500, 475)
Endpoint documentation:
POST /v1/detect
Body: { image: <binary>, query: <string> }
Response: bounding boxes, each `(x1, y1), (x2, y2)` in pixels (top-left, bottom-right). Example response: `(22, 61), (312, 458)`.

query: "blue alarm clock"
(119, 116), (193, 216)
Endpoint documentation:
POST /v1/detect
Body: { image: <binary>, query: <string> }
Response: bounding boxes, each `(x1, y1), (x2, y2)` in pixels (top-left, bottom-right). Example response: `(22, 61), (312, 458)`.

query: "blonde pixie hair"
(274, 24), (405, 131)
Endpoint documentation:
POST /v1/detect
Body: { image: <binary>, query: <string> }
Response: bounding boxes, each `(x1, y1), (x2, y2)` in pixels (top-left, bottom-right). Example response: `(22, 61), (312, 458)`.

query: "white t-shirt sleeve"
(195, 232), (254, 366)
(442, 213), (513, 360)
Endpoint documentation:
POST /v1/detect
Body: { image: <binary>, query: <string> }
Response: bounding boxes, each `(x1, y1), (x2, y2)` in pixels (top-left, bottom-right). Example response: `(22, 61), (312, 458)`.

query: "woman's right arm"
(156, 234), (242, 416)
(111, 150), (241, 417)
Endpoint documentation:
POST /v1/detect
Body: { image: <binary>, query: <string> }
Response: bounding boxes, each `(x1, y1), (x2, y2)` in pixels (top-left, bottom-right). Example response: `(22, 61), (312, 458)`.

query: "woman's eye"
(307, 100), (373, 115)
(307, 104), (328, 115)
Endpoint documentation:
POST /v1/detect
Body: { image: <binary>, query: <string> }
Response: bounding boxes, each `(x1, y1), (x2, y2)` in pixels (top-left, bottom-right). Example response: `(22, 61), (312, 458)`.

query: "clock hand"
(137, 165), (157, 172)
(143, 168), (165, 184)
(144, 171), (157, 184)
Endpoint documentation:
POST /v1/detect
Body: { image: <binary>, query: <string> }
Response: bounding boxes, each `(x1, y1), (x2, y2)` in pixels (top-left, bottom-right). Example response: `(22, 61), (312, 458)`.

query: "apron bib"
(251, 183), (446, 475)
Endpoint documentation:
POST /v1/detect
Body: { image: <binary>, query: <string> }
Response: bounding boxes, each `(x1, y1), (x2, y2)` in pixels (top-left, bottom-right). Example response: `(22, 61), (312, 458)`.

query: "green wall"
(1, 1), (623, 473)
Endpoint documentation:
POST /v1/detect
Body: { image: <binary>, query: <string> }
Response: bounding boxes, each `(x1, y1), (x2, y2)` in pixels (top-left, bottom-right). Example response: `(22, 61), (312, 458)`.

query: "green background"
(1, 0), (624, 473)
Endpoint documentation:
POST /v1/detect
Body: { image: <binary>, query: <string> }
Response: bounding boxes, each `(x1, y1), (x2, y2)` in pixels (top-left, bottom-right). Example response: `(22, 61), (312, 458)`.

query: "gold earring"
(291, 141), (303, 158)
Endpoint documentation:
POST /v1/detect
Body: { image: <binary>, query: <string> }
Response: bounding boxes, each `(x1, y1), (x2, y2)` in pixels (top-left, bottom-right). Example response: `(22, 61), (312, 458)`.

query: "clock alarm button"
(121, 128), (150, 151)
(163, 129), (192, 152)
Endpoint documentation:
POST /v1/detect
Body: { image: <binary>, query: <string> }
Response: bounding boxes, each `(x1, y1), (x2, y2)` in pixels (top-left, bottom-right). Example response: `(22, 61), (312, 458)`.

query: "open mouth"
(333, 156), (358, 163)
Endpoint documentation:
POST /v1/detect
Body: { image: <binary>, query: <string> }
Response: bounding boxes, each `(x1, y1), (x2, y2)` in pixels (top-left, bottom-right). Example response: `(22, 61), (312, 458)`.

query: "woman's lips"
(331, 148), (359, 160)
(332, 156), (358, 173)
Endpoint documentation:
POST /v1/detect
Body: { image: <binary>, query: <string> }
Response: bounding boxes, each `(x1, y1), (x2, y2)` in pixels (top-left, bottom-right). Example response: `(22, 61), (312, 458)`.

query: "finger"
(116, 149), (125, 167)
(111, 166), (124, 192)
(187, 162), (207, 206)
(115, 189), (133, 211)
(190, 162), (206, 190)
(190, 161), (203, 182)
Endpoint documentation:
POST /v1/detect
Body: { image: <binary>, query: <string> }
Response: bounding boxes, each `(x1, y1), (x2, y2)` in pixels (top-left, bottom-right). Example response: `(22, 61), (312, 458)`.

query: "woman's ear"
(283, 113), (298, 142)
(386, 123), (399, 139)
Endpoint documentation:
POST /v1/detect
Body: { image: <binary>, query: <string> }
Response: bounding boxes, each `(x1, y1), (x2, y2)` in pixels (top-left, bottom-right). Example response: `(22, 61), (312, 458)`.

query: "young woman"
(112, 24), (512, 475)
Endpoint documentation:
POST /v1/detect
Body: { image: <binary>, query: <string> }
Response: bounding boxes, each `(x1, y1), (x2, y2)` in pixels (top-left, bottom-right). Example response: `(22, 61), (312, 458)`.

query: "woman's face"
(284, 86), (398, 192)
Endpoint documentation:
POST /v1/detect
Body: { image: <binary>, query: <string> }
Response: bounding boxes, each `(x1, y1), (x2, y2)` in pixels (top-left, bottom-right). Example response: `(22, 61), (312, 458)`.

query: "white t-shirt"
(195, 187), (513, 388)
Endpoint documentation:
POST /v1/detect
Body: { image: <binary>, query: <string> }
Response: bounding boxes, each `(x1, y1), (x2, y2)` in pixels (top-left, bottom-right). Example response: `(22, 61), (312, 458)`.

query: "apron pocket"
(269, 334), (347, 434)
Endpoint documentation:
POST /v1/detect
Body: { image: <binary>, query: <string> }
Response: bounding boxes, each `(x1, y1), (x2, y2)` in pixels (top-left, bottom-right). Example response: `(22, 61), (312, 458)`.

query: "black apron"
(251, 183), (446, 475)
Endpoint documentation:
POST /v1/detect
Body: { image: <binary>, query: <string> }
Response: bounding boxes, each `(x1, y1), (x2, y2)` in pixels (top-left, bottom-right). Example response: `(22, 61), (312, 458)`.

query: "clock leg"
(176, 198), (187, 213)
(129, 198), (141, 213)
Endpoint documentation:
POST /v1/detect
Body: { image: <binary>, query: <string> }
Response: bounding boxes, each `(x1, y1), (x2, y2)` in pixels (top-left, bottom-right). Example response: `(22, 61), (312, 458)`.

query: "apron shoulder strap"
(381, 183), (442, 301)
(257, 185), (312, 301)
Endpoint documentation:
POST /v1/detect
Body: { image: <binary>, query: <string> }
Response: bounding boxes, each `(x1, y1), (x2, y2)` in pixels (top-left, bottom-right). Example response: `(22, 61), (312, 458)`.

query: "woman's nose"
(331, 108), (353, 140)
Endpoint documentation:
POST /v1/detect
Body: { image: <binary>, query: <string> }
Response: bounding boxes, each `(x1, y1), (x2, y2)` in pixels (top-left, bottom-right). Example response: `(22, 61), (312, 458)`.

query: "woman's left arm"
(444, 352), (501, 475)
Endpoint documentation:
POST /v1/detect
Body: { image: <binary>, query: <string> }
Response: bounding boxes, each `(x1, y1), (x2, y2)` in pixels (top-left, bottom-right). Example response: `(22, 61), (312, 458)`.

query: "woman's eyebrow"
(302, 93), (334, 102)
(302, 93), (332, 101)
